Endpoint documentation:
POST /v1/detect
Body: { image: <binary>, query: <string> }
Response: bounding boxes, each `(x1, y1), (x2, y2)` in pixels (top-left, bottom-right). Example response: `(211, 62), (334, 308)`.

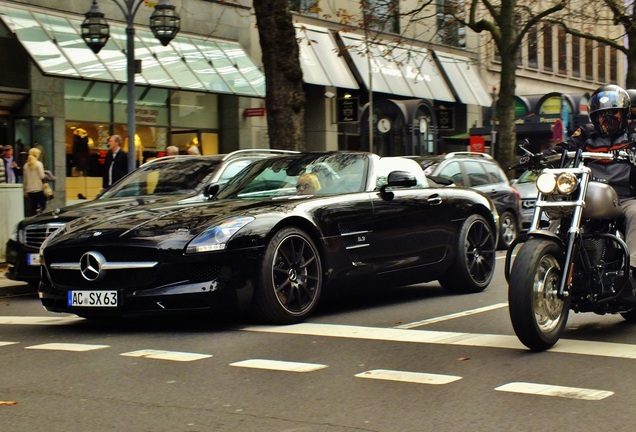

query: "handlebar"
(509, 149), (633, 172)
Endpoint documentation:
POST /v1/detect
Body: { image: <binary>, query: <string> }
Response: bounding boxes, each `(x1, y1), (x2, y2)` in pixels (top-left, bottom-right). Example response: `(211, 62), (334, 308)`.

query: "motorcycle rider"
(523, 85), (636, 276)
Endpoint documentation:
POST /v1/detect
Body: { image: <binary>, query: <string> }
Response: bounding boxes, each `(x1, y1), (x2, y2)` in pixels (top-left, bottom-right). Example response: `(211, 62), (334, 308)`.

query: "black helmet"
(627, 89), (636, 106)
(588, 85), (630, 137)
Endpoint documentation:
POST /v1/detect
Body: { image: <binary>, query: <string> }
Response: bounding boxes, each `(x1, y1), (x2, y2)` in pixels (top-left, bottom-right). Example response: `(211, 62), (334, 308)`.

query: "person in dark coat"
(102, 134), (128, 190)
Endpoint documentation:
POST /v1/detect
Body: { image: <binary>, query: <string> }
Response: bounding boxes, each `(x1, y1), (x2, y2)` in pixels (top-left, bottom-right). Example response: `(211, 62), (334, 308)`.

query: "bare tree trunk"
(497, 54), (517, 175)
(253, 0), (306, 151)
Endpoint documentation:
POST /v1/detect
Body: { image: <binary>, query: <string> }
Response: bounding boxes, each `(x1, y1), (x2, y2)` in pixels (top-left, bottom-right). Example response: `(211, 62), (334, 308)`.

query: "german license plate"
(68, 291), (118, 307)
(27, 253), (41, 266)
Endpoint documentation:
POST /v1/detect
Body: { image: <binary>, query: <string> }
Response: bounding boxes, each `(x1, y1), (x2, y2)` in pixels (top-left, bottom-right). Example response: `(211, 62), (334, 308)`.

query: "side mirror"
(379, 171), (417, 197)
(204, 183), (220, 198)
(387, 171), (417, 188)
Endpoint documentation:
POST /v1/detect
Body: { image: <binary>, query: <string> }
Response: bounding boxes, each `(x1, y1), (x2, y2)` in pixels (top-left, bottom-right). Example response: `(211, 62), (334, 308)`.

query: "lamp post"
(81, 0), (180, 173)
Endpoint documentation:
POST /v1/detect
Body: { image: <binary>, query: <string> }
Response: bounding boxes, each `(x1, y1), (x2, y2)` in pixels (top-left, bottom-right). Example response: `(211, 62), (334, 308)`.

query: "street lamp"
(81, 0), (180, 173)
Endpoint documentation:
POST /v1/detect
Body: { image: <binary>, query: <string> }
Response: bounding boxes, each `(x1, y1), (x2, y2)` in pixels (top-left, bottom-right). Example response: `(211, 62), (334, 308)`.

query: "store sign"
(243, 107), (266, 117)
(337, 97), (359, 123)
(436, 107), (454, 131)
(469, 135), (486, 153)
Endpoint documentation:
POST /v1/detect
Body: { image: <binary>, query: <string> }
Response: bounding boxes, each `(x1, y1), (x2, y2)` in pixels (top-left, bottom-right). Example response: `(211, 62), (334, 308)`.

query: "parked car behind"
(510, 169), (549, 230)
(409, 152), (522, 249)
(38, 151), (500, 324)
(5, 149), (294, 289)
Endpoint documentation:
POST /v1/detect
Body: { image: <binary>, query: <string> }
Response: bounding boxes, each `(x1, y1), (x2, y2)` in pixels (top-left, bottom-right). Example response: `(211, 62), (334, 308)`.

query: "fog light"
(536, 173), (557, 194)
(556, 172), (577, 194)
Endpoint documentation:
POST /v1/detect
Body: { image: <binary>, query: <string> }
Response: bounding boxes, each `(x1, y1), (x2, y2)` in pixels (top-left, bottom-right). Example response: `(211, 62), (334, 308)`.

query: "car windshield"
(100, 157), (222, 198)
(517, 170), (540, 184)
(217, 153), (369, 199)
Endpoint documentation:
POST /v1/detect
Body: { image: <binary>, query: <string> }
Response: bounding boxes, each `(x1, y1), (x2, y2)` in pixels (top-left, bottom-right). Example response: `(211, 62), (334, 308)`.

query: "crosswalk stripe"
(26, 343), (109, 352)
(230, 359), (328, 372)
(0, 316), (83, 325)
(355, 369), (461, 385)
(242, 323), (636, 359)
(495, 382), (614, 400)
(121, 349), (212, 362)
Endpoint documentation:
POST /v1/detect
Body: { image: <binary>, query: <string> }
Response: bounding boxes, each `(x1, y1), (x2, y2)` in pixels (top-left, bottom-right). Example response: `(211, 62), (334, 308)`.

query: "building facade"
(0, 0), (626, 207)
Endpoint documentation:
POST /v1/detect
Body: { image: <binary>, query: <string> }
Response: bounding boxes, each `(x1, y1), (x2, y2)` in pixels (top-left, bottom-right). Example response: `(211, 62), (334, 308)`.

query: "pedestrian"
(3, 144), (21, 183)
(0, 149), (6, 183)
(23, 147), (47, 214)
(166, 145), (179, 156)
(102, 134), (128, 191)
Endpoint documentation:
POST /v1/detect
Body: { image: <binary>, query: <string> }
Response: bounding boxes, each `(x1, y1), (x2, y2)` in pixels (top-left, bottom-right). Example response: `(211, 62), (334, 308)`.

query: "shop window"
(170, 91), (219, 129)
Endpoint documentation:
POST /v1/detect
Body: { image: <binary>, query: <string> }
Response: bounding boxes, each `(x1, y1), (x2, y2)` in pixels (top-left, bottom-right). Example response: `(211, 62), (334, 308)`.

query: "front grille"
(24, 223), (66, 248)
(522, 199), (536, 209)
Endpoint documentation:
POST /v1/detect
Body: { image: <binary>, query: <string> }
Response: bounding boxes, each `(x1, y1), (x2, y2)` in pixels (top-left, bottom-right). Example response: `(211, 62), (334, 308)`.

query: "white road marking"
(230, 359), (328, 372)
(121, 349), (212, 362)
(495, 382), (614, 400)
(0, 341), (18, 347)
(243, 323), (636, 359)
(395, 303), (509, 328)
(355, 369), (461, 385)
(26, 343), (109, 352)
(0, 316), (83, 325)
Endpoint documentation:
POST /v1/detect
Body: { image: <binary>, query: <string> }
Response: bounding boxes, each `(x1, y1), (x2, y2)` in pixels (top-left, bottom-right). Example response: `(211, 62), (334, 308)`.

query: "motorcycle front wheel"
(509, 238), (569, 351)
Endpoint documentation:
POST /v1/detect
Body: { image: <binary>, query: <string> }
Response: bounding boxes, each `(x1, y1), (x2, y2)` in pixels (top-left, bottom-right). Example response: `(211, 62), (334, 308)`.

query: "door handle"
(427, 195), (442, 205)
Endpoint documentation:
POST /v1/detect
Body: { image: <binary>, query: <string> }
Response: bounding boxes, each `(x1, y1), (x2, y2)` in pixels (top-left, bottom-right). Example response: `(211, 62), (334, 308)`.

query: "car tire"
(249, 227), (323, 324)
(498, 210), (519, 250)
(439, 214), (496, 293)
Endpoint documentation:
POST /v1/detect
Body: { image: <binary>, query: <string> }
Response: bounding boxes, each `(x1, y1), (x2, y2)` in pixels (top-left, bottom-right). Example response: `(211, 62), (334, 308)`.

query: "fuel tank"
(583, 181), (622, 220)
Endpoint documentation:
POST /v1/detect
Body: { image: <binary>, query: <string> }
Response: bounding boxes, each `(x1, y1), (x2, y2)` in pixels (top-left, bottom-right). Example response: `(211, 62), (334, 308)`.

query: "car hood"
(511, 182), (538, 199)
(45, 196), (313, 249)
(18, 194), (199, 228)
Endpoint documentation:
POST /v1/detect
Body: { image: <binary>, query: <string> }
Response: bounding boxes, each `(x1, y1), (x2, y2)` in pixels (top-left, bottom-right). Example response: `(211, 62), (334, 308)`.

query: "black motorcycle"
(505, 146), (636, 351)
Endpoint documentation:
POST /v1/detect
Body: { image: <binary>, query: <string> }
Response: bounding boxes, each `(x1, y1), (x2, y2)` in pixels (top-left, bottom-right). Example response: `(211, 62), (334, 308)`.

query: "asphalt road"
(2, 254), (636, 432)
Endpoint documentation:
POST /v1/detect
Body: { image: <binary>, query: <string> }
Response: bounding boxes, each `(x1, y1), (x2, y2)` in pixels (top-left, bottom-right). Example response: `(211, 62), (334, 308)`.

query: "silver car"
(511, 170), (548, 229)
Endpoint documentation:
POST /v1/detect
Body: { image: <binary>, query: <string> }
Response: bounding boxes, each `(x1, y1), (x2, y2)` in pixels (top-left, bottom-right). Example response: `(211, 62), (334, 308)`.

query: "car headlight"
(536, 173), (557, 194)
(187, 216), (255, 253)
(9, 224), (19, 242)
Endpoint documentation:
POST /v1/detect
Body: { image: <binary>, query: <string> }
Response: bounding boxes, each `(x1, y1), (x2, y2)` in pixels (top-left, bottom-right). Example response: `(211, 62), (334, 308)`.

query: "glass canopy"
(0, 2), (265, 98)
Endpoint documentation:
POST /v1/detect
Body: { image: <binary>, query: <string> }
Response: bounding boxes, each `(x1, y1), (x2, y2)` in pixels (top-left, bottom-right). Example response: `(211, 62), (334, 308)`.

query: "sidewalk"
(0, 263), (35, 295)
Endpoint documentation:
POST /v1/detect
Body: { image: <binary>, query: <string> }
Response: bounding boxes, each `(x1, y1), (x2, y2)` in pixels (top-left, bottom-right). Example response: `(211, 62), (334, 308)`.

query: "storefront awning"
(435, 53), (492, 107)
(338, 33), (455, 102)
(0, 2), (265, 98)
(296, 24), (358, 90)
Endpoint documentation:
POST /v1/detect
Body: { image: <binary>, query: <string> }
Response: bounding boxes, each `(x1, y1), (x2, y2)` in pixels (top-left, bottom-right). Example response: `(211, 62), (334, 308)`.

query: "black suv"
(5, 149), (295, 289)
(410, 152), (522, 249)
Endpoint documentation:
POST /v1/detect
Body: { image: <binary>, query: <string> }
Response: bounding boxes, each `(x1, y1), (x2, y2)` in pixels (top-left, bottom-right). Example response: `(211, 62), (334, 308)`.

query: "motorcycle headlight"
(536, 173), (557, 194)
(187, 216), (255, 253)
(556, 172), (578, 194)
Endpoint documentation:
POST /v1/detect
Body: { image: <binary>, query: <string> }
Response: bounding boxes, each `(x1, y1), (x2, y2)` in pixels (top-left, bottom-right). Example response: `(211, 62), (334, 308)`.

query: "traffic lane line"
(25, 343), (109, 351)
(243, 323), (636, 359)
(394, 302), (509, 329)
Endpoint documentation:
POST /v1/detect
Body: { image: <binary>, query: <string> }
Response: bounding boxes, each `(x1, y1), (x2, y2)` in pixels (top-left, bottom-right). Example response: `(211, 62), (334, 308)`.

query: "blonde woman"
(23, 147), (46, 214)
